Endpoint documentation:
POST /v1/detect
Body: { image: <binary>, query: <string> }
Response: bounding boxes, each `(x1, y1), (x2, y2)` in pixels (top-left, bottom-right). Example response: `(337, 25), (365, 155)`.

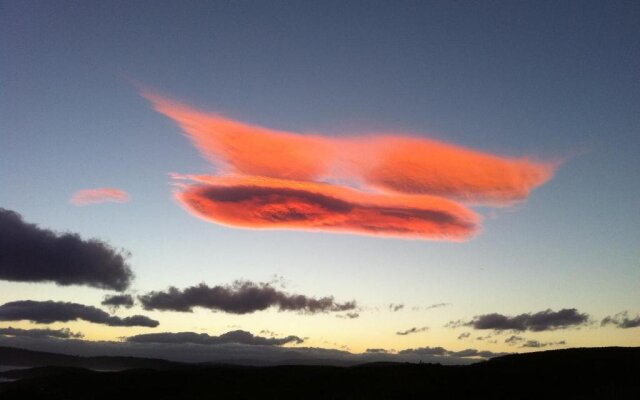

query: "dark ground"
(1, 346), (638, 399)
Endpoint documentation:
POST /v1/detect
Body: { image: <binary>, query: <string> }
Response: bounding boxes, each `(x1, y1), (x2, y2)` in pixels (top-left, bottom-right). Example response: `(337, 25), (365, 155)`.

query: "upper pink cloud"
(70, 188), (131, 206)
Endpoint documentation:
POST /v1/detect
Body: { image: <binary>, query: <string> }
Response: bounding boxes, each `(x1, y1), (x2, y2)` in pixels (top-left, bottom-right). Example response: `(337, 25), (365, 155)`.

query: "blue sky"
(1, 1), (639, 355)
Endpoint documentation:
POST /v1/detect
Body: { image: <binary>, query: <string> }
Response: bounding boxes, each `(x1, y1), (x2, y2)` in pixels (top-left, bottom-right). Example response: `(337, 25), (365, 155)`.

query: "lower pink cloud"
(174, 175), (480, 240)
(70, 188), (131, 206)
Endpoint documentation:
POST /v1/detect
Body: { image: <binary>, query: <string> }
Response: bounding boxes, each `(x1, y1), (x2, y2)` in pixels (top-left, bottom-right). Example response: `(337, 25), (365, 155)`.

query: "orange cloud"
(349, 136), (557, 204)
(144, 92), (334, 180)
(144, 92), (557, 240)
(70, 188), (130, 206)
(174, 175), (479, 240)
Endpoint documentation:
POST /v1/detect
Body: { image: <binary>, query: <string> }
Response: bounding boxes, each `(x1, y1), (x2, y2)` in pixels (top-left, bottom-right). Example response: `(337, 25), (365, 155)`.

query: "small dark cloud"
(601, 311), (640, 329)
(449, 348), (509, 358)
(449, 308), (589, 332)
(520, 340), (566, 348)
(425, 302), (451, 310)
(504, 335), (525, 345)
(365, 348), (390, 354)
(0, 208), (133, 291)
(388, 303), (404, 312)
(102, 294), (135, 310)
(139, 280), (356, 314)
(127, 330), (303, 346)
(0, 326), (83, 339)
(398, 346), (506, 359)
(457, 332), (471, 340)
(336, 312), (359, 319)
(396, 326), (429, 336)
(0, 300), (158, 327)
(399, 346), (447, 356)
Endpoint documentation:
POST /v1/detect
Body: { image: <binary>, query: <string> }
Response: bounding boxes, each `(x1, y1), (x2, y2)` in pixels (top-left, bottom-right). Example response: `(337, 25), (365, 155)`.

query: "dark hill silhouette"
(0, 346), (638, 399)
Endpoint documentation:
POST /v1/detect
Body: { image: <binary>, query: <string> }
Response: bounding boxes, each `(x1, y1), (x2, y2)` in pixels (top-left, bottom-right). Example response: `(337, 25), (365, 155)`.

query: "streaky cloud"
(139, 280), (356, 315)
(70, 188), (130, 206)
(0, 300), (158, 327)
(396, 326), (429, 336)
(0, 208), (133, 291)
(0, 326), (83, 339)
(127, 330), (303, 346)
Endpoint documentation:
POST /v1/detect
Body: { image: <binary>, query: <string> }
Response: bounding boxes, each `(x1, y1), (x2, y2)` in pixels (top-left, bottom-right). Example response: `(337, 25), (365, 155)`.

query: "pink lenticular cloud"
(70, 188), (131, 206)
(143, 91), (559, 241)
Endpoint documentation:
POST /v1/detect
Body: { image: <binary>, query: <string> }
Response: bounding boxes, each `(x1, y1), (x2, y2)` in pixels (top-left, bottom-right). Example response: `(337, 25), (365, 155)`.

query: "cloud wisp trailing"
(139, 280), (356, 315)
(396, 326), (429, 336)
(0, 208), (133, 291)
(0, 300), (159, 328)
(127, 330), (303, 346)
(0, 326), (84, 339)
(601, 311), (640, 329)
(143, 92), (557, 241)
(448, 308), (589, 332)
(70, 188), (130, 206)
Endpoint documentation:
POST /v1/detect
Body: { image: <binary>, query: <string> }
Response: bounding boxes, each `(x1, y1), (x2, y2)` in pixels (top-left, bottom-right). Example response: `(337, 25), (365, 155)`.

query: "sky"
(1, 0), (639, 364)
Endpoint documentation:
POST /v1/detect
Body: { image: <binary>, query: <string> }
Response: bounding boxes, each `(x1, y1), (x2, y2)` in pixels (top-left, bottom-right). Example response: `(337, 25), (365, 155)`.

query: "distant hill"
(1, 346), (639, 399)
(0, 346), (186, 371)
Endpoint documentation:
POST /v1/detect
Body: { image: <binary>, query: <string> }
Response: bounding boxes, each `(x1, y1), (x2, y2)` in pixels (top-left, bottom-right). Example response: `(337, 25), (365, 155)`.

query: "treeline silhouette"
(1, 346), (638, 399)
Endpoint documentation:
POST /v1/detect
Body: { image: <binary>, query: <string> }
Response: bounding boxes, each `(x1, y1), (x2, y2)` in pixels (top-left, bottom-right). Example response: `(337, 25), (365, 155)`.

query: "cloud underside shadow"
(175, 175), (479, 240)
(144, 93), (557, 241)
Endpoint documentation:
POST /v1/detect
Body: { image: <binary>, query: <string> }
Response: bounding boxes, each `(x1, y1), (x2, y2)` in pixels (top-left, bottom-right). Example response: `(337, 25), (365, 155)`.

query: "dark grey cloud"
(601, 311), (640, 329)
(139, 280), (356, 314)
(101, 294), (135, 310)
(388, 303), (404, 312)
(449, 308), (589, 332)
(520, 340), (566, 348)
(399, 346), (448, 356)
(0, 326), (83, 339)
(0, 208), (133, 291)
(336, 312), (359, 319)
(127, 330), (303, 346)
(0, 300), (158, 327)
(449, 348), (509, 358)
(365, 348), (390, 354)
(457, 332), (471, 340)
(504, 335), (525, 345)
(396, 326), (429, 336)
(398, 346), (507, 359)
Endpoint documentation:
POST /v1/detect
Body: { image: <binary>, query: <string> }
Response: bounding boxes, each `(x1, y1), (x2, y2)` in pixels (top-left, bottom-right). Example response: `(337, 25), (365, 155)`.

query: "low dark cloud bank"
(399, 346), (508, 359)
(0, 208), (133, 291)
(448, 308), (589, 332)
(127, 330), (303, 346)
(0, 326), (83, 339)
(102, 294), (135, 310)
(0, 300), (158, 327)
(139, 280), (356, 314)
(601, 311), (640, 329)
(396, 326), (429, 336)
(0, 335), (502, 365)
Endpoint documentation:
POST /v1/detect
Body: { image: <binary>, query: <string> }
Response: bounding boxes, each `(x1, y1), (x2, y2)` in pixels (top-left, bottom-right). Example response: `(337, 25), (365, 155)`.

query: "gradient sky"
(1, 0), (639, 358)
